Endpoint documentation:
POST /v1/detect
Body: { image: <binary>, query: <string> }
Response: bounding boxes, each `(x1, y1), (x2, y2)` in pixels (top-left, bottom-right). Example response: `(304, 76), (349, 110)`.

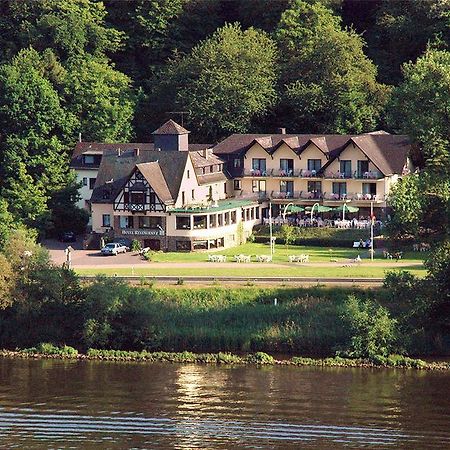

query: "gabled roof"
(152, 119), (190, 135)
(91, 149), (189, 204)
(212, 132), (411, 176)
(136, 162), (173, 203)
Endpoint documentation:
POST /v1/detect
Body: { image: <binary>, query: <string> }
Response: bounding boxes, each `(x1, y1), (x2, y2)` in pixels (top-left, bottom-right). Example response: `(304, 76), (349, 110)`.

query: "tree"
(0, 253), (15, 309)
(48, 177), (89, 236)
(366, 0), (450, 84)
(388, 49), (450, 175)
(280, 224), (296, 250)
(275, 0), (389, 134)
(63, 57), (136, 142)
(0, 0), (123, 62)
(424, 241), (450, 333)
(160, 23), (277, 141)
(0, 198), (16, 249)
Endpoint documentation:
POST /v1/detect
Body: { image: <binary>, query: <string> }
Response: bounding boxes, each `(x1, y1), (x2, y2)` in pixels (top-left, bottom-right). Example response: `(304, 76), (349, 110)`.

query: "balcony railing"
(323, 170), (383, 180)
(236, 191), (268, 201)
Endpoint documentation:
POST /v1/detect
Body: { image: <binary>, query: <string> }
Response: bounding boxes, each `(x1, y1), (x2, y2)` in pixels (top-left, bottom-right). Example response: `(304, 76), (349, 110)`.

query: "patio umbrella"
(333, 204), (359, 220)
(305, 205), (333, 213)
(285, 205), (304, 213)
(333, 205), (360, 213)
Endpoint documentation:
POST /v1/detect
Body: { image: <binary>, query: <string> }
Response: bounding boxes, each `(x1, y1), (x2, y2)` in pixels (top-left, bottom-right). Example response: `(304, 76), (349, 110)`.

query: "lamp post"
(310, 202), (320, 222)
(269, 200), (274, 256)
(282, 202), (294, 221)
(370, 200), (374, 261)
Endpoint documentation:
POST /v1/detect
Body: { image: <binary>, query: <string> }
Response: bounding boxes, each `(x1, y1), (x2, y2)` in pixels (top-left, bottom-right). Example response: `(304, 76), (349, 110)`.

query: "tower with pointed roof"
(152, 119), (190, 152)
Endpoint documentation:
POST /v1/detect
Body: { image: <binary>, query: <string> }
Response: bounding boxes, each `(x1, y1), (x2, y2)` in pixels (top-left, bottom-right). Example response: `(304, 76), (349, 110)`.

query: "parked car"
(113, 237), (132, 251)
(101, 242), (128, 256)
(60, 231), (76, 242)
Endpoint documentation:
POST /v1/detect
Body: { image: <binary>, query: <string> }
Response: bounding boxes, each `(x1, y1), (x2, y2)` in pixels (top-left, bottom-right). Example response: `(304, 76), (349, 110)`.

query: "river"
(0, 358), (449, 448)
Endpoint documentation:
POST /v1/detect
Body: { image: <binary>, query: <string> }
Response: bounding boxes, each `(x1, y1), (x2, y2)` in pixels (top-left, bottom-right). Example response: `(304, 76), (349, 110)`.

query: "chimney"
(202, 148), (209, 158)
(78, 132), (82, 142)
(277, 127), (287, 134)
(134, 148), (140, 157)
(117, 148), (122, 156)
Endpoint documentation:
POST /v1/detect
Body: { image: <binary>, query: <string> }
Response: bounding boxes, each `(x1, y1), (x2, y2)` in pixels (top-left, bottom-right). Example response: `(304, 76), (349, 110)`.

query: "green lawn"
(146, 242), (426, 264)
(76, 264), (426, 279)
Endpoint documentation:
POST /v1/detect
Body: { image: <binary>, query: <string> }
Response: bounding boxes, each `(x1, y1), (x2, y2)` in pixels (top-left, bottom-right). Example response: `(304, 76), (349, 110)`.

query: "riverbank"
(1, 348), (449, 371)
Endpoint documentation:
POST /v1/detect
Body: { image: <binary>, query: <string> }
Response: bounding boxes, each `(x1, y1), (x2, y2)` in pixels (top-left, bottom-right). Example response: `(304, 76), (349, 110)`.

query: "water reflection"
(0, 359), (448, 448)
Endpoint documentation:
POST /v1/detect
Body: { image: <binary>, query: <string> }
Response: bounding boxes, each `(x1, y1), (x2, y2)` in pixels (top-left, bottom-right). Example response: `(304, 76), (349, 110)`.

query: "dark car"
(60, 231), (76, 242)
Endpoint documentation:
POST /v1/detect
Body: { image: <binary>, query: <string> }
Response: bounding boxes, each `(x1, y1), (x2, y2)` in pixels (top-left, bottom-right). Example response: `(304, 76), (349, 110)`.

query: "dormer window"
(210, 165), (214, 173)
(84, 155), (95, 165)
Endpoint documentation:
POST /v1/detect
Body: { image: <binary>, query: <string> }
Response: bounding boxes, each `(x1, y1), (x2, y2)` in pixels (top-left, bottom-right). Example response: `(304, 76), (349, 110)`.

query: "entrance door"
(144, 239), (161, 250)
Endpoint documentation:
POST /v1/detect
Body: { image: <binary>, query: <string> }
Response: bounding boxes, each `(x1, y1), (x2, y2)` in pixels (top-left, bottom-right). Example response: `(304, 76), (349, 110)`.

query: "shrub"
(341, 295), (397, 359)
(246, 352), (275, 364)
(131, 240), (142, 252)
(22, 343), (78, 356)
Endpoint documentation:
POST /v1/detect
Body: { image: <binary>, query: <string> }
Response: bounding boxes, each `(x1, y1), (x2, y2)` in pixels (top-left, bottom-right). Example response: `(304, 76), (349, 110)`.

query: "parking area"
(43, 239), (148, 267)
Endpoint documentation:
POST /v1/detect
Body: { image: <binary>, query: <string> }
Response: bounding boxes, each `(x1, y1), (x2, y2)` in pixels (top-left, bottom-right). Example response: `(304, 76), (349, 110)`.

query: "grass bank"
(2, 347), (448, 371)
(75, 265), (425, 279)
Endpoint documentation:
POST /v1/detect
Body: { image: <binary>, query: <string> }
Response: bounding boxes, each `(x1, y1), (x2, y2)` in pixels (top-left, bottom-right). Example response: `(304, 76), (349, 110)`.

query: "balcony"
(323, 170), (383, 180)
(271, 191), (301, 200)
(347, 193), (385, 202)
(236, 191), (268, 201)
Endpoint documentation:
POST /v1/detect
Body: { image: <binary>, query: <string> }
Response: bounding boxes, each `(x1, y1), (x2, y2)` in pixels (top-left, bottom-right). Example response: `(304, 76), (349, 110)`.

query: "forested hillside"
(0, 0), (449, 236)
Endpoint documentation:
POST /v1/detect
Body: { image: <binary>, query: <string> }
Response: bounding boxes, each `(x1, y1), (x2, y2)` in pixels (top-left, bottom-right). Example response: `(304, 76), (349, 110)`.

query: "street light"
(370, 200), (374, 261)
(310, 202), (320, 222)
(268, 200), (274, 256)
(282, 202), (294, 221)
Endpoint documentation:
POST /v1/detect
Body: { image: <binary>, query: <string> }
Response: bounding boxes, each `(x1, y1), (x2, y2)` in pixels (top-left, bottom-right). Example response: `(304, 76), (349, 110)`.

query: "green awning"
(285, 205), (304, 213)
(333, 204), (360, 213)
(305, 205), (333, 213)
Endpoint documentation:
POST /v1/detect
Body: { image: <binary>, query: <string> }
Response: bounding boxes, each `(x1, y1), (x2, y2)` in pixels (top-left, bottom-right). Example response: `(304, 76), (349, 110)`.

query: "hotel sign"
(121, 229), (165, 236)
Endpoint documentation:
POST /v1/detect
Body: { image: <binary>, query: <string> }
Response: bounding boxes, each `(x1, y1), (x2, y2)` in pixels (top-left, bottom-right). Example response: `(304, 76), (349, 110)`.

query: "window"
(119, 216), (134, 228)
(130, 192), (145, 204)
(252, 158), (266, 173)
(181, 191), (185, 205)
(210, 214), (217, 228)
(280, 158), (294, 174)
(218, 214), (223, 227)
(308, 181), (322, 196)
(176, 216), (190, 230)
(89, 178), (96, 189)
(193, 240), (208, 250)
(252, 179), (266, 193)
(208, 186), (213, 200)
(193, 215), (207, 229)
(357, 160), (369, 177)
(233, 158), (241, 168)
(234, 180), (241, 190)
(176, 240), (191, 251)
(280, 180), (294, 194)
(224, 212), (231, 225)
(224, 182), (227, 194)
(256, 208), (260, 220)
(340, 160), (352, 178)
(307, 159), (321, 172)
(231, 211), (236, 224)
(82, 177), (88, 186)
(84, 155), (95, 165)
(332, 182), (347, 198)
(102, 214), (111, 227)
(191, 189), (195, 200)
(362, 183), (377, 195)
(139, 216), (162, 229)
(210, 165), (214, 173)
(187, 169), (190, 179)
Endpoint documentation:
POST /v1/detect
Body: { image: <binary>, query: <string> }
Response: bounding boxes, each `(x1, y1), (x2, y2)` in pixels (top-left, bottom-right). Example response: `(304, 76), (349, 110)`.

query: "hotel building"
(70, 121), (413, 251)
